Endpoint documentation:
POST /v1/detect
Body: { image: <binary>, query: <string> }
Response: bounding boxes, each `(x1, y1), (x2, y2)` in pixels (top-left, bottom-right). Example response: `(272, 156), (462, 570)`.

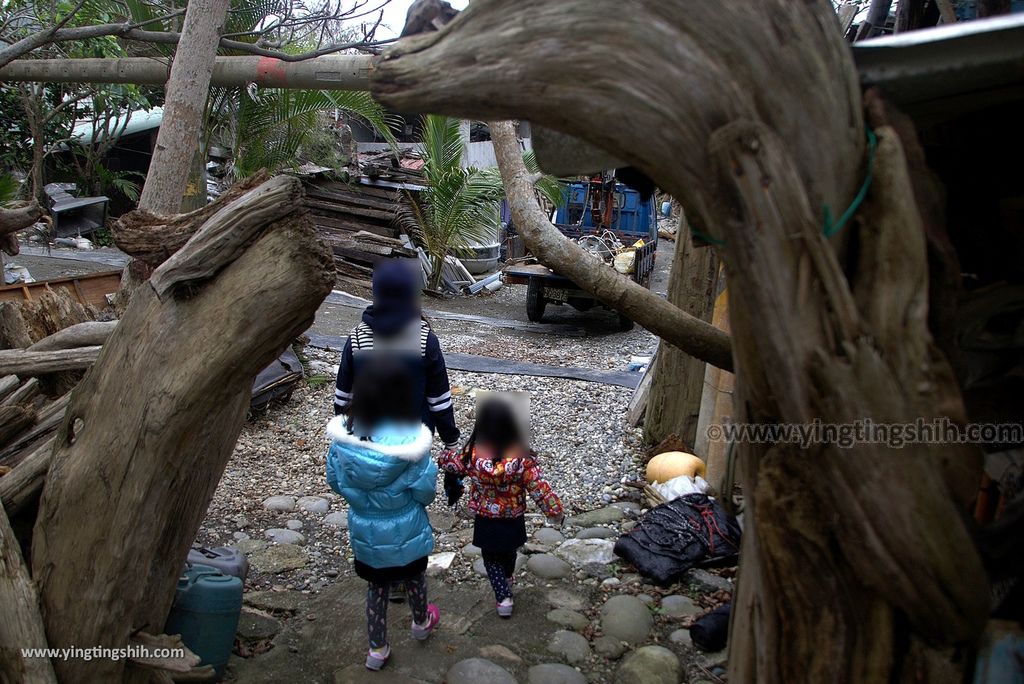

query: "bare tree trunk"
(644, 225), (719, 445)
(372, 2), (987, 680)
(136, 0), (230, 214)
(31, 176), (333, 681)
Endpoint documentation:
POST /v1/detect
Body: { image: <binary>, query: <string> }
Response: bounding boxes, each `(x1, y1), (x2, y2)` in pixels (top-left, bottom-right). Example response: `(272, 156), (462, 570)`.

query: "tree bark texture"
(643, 225), (719, 446)
(136, 0), (230, 215)
(31, 176), (334, 682)
(371, 2), (987, 681)
(115, 172), (269, 267)
(0, 501), (57, 684)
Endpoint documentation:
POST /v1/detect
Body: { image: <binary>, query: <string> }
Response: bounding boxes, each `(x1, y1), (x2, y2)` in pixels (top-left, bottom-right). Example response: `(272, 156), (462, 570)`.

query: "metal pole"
(0, 55), (375, 91)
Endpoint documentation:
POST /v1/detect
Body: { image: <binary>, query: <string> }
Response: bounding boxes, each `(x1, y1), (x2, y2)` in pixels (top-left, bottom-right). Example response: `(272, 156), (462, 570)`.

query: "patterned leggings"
(482, 550), (516, 602)
(366, 573), (428, 649)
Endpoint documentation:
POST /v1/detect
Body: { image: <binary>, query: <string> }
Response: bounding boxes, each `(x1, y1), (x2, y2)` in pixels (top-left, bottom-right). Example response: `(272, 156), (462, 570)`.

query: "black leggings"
(482, 550), (516, 602)
(366, 572), (428, 649)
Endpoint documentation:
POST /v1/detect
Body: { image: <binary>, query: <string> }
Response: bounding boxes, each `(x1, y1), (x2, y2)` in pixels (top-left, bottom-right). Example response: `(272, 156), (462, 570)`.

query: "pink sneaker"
(496, 598), (514, 618)
(365, 644), (390, 671)
(411, 603), (440, 640)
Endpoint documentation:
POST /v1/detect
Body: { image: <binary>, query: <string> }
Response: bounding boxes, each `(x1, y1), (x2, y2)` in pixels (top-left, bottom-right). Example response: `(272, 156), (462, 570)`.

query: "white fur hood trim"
(326, 417), (433, 461)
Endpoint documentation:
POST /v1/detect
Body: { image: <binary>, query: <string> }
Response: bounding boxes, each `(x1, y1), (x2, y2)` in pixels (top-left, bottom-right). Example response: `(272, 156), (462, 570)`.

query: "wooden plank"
(627, 356), (656, 427)
(304, 199), (394, 222)
(304, 187), (398, 212)
(306, 213), (398, 237)
(0, 271), (122, 308)
(0, 347), (101, 377)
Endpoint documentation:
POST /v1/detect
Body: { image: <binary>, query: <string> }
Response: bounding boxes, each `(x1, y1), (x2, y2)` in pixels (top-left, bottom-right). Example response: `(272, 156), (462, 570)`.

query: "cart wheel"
(617, 313), (635, 331)
(526, 277), (546, 322)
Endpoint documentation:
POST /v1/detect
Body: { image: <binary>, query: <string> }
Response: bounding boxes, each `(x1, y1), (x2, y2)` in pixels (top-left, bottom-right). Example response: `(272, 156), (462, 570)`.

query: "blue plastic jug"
(164, 563), (242, 679)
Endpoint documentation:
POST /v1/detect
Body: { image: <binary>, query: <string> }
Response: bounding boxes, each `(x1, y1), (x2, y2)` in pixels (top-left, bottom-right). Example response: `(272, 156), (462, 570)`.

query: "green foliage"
(232, 88), (394, 178)
(397, 115), (506, 289)
(397, 116), (564, 288)
(0, 173), (21, 204)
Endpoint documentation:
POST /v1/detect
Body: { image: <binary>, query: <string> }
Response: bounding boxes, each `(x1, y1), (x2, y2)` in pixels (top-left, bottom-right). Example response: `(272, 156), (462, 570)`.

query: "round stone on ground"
(285, 519), (303, 531)
(236, 610), (281, 641)
(527, 554), (572, 579)
(611, 501), (641, 516)
(546, 588), (587, 611)
(660, 595), (700, 619)
(534, 527), (565, 545)
(322, 512), (348, 529)
(445, 658), (516, 684)
(593, 635), (628, 660)
(669, 628), (693, 647)
(546, 608), (589, 631)
(636, 594), (654, 605)
(462, 543), (482, 558)
(566, 506), (625, 527)
(248, 544), (308, 574)
(615, 645), (681, 684)
(600, 595), (653, 645)
(297, 496), (329, 514)
(554, 539), (617, 566)
(264, 528), (305, 545)
(576, 527), (616, 540)
(262, 495), (296, 512)
(528, 663), (586, 684)
(235, 539), (268, 555)
(547, 630), (591, 665)
(232, 531), (250, 541)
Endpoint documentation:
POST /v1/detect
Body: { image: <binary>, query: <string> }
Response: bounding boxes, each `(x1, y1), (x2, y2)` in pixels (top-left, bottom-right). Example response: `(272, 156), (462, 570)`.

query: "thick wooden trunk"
(0, 502), (56, 683)
(372, 2), (989, 680)
(643, 226), (719, 446)
(31, 176), (333, 681)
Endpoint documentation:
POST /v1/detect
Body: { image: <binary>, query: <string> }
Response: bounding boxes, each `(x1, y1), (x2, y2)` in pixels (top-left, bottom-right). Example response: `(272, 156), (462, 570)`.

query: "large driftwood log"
(32, 176), (334, 682)
(0, 347), (101, 377)
(1, 378), (39, 408)
(0, 501), (57, 683)
(27, 321), (117, 352)
(0, 201), (43, 257)
(0, 405), (37, 445)
(372, 2), (988, 681)
(114, 171), (269, 267)
(0, 437), (54, 516)
(0, 395), (69, 467)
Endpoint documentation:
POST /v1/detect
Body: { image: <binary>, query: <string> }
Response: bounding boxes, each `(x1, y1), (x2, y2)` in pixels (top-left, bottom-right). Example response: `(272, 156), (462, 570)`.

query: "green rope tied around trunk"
(690, 126), (878, 246)
(822, 127), (877, 238)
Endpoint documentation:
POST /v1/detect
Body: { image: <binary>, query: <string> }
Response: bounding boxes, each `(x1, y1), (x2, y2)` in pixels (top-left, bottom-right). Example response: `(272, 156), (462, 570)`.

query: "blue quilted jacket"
(326, 417), (437, 569)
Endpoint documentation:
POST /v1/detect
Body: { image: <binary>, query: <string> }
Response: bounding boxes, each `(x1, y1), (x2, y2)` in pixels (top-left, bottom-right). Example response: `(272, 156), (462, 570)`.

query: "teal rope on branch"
(823, 127), (877, 238)
(687, 127), (877, 246)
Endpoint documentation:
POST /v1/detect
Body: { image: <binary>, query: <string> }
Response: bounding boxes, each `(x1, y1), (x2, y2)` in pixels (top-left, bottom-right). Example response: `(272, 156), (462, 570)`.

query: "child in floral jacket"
(438, 398), (562, 618)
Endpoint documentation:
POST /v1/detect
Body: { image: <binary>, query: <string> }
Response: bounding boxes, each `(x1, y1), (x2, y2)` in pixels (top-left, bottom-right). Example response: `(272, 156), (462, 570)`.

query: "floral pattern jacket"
(437, 445), (563, 519)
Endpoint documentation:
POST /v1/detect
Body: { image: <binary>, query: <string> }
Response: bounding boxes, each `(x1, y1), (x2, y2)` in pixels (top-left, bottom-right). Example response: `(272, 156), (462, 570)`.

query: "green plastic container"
(164, 563), (242, 679)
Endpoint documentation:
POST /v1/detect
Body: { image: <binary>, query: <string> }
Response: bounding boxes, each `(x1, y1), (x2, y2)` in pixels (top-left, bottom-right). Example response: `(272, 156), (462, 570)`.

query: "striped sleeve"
(333, 336), (355, 415)
(424, 331), (460, 447)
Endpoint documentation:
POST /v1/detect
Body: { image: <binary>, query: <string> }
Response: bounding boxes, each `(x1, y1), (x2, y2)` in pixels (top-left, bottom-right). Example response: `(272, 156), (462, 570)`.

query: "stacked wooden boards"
(302, 179), (417, 289)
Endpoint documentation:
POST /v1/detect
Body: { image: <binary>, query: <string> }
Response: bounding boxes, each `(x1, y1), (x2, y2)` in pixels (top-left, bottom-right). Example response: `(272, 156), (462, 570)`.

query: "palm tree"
(398, 115), (560, 289)
(230, 88), (395, 178)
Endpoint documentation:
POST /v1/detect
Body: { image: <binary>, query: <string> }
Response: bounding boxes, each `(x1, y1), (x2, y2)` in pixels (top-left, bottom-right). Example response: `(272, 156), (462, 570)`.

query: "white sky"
(371, 0), (470, 39)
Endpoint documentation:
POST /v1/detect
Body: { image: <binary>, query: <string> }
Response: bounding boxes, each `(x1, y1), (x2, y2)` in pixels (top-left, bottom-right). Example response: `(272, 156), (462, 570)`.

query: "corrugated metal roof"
(69, 106), (163, 145)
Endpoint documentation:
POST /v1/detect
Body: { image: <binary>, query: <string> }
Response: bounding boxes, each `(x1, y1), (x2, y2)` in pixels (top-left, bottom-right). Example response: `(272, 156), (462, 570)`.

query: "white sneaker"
(496, 598), (513, 618)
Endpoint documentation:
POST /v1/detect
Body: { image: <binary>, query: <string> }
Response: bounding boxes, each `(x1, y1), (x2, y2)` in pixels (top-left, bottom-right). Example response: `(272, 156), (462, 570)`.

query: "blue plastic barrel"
(164, 563), (243, 679)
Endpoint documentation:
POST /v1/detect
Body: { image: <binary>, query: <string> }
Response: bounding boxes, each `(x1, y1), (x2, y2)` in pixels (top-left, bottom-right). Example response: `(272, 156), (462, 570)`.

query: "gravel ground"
(195, 347), (648, 593)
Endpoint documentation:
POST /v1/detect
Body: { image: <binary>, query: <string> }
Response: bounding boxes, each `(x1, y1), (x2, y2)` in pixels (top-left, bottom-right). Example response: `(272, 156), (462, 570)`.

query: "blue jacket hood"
(326, 417), (432, 489)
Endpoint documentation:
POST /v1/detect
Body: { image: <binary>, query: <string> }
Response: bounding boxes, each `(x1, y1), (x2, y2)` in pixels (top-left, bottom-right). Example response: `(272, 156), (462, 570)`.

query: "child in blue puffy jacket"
(326, 357), (440, 671)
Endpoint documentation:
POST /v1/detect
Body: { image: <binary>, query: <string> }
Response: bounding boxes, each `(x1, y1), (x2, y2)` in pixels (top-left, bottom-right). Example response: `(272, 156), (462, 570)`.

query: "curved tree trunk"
(31, 176), (334, 681)
(374, 2), (988, 681)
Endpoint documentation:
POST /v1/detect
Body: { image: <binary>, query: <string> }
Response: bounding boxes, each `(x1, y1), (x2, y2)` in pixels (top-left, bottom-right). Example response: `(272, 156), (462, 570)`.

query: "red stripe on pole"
(256, 57), (288, 87)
